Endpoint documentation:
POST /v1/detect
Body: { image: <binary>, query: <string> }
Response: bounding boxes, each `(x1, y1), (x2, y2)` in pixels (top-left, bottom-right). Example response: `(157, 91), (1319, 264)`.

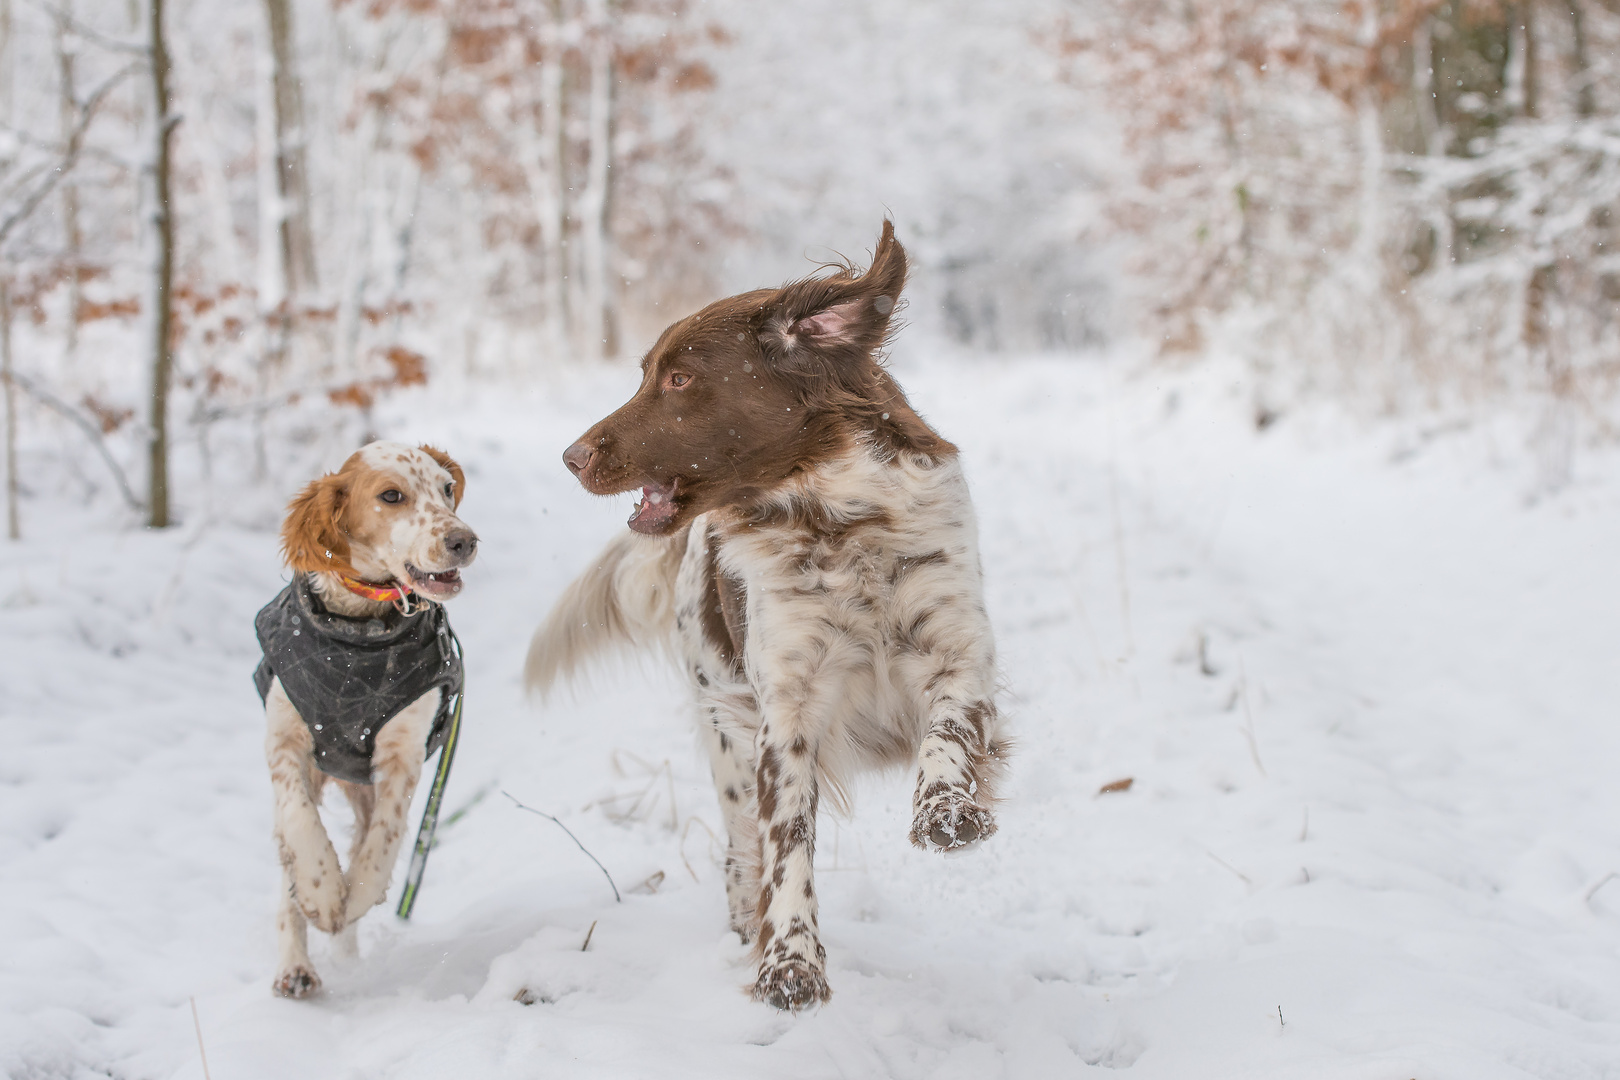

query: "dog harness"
(253, 574), (463, 785)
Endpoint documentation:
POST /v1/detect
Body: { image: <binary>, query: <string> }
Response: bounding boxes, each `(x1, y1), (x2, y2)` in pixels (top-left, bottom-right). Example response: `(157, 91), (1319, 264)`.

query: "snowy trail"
(4, 358), (1620, 1079)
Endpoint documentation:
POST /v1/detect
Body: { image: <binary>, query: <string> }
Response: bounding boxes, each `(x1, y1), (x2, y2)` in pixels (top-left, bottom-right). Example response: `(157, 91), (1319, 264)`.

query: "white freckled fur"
(528, 442), (1006, 1004)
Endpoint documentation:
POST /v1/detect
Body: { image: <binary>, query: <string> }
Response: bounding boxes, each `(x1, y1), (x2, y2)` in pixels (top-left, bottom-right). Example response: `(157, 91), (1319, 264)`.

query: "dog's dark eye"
(443, 482), (454, 500)
(668, 372), (691, 389)
(379, 489), (403, 504)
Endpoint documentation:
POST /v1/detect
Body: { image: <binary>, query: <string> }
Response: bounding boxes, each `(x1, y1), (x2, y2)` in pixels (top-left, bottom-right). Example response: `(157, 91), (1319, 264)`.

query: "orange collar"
(338, 575), (412, 603)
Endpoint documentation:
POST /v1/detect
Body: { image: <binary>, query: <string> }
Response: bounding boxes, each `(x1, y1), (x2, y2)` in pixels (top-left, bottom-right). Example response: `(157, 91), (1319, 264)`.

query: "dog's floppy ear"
(280, 472), (355, 576)
(760, 219), (907, 365)
(420, 445), (466, 508)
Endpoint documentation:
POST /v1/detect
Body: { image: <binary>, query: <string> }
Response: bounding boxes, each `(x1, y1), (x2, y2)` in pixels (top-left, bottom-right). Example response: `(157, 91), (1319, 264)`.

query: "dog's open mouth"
(627, 479), (680, 534)
(404, 563), (463, 600)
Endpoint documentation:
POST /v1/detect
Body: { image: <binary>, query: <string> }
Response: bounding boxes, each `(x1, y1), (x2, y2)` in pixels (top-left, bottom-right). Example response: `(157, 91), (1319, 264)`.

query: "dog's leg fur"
(330, 780), (376, 959)
(697, 696), (762, 939)
(342, 692), (436, 925)
(266, 679), (347, 933)
(750, 695), (832, 1010)
(910, 697), (1003, 851)
(273, 866), (319, 997)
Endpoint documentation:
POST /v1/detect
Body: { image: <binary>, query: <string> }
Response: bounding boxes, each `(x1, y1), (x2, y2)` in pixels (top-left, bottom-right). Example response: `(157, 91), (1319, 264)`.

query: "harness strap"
(396, 627), (463, 920)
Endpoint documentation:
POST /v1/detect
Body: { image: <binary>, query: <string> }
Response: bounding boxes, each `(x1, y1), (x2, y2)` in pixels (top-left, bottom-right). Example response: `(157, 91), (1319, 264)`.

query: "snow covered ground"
(4, 355), (1620, 1079)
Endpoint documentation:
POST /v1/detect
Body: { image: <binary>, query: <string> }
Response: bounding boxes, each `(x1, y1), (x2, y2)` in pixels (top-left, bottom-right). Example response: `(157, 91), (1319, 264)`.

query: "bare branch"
(3, 370), (143, 511)
(26, 0), (146, 55)
(0, 62), (137, 249)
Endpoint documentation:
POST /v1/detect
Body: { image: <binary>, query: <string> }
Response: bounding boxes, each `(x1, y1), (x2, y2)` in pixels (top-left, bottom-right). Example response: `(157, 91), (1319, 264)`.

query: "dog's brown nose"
(562, 441), (594, 476)
(445, 528), (478, 563)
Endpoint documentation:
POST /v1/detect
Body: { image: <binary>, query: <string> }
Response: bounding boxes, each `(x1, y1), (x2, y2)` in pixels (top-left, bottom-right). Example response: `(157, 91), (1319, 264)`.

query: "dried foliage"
(1064, 0), (1620, 413)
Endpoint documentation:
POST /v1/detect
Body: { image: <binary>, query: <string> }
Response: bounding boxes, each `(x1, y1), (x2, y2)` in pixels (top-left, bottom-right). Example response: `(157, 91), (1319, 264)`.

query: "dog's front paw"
(272, 964), (322, 999)
(752, 960), (831, 1011)
(910, 789), (996, 852)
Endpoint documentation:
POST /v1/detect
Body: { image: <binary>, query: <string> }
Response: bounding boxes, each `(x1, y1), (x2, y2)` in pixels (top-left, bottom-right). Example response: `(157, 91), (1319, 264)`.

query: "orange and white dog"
(255, 441), (477, 997)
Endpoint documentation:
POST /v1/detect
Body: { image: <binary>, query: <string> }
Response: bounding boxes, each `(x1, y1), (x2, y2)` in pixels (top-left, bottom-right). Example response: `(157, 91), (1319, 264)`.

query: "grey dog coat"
(254, 575), (462, 785)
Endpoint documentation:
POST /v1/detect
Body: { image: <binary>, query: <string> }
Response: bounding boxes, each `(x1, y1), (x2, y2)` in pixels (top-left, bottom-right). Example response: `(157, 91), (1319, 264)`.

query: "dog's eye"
(443, 482), (454, 500)
(667, 372), (691, 389)
(379, 489), (403, 504)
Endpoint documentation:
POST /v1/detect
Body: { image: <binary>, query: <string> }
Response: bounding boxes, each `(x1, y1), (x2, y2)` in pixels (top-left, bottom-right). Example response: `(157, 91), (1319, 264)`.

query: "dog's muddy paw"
(910, 791), (996, 852)
(752, 960), (831, 1011)
(272, 965), (322, 999)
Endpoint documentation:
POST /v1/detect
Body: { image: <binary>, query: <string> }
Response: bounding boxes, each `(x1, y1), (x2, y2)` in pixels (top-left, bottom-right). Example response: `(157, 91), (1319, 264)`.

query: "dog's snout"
(444, 528), (479, 563)
(563, 441), (594, 476)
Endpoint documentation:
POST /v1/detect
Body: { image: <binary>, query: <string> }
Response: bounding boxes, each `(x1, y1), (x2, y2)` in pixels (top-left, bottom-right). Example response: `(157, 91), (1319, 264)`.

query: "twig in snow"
(1585, 871), (1619, 905)
(1238, 653), (1267, 779)
(581, 919), (598, 951)
(189, 997), (212, 1080)
(1277, 1005), (1285, 1029)
(1206, 849), (1253, 886)
(503, 791), (620, 903)
(678, 816), (720, 882)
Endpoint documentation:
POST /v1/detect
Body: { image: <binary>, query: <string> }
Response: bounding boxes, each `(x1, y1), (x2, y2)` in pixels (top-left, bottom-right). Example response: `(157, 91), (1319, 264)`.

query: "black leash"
(396, 628), (464, 920)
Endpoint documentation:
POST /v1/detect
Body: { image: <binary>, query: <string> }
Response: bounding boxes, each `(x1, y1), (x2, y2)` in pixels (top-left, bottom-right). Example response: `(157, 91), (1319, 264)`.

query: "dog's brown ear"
(420, 445), (466, 508)
(761, 220), (907, 363)
(280, 473), (354, 576)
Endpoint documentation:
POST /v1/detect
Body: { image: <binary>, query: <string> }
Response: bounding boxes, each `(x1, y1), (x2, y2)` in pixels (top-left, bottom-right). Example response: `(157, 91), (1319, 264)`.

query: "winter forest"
(5, 0), (1620, 1076)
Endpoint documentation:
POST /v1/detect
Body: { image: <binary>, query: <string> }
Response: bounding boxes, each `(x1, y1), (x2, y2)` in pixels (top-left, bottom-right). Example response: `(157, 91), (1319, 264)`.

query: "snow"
(4, 355), (1620, 1078)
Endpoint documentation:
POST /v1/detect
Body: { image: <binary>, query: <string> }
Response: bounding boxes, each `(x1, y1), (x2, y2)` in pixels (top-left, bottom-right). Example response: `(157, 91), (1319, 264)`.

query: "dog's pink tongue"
(628, 482), (678, 533)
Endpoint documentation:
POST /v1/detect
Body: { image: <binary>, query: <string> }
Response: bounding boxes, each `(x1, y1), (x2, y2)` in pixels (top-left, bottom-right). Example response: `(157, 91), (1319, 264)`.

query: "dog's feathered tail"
(524, 530), (688, 699)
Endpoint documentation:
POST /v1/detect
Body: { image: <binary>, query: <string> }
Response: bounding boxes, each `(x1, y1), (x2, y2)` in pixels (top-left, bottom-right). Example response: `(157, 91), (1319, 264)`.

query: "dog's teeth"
(648, 491), (664, 505)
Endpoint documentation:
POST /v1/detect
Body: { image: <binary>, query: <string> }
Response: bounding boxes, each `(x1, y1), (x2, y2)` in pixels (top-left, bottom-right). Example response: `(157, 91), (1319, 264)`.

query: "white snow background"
(4, 354), (1620, 1079)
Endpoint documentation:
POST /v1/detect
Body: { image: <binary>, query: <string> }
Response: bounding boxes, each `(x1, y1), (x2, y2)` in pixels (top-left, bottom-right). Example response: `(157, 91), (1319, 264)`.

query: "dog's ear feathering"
(763, 219), (907, 360)
(280, 473), (355, 577)
(419, 444), (466, 508)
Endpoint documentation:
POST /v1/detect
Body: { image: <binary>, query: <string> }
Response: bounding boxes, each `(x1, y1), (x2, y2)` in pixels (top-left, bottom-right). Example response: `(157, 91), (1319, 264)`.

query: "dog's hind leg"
(342, 693), (435, 925)
(332, 780), (377, 959)
(265, 680), (348, 937)
(698, 691), (762, 941)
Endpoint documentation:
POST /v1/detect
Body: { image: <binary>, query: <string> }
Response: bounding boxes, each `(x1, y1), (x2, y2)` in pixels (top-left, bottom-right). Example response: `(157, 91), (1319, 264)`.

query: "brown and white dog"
(259, 442), (477, 997)
(526, 222), (1007, 1010)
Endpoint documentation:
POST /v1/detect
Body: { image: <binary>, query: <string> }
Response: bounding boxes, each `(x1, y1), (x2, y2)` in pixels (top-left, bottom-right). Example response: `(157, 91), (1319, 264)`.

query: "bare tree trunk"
(147, 0), (176, 529)
(1570, 0), (1595, 118)
(1, 0), (13, 539)
(578, 0), (612, 361)
(539, 0), (568, 362)
(1505, 3), (1537, 118)
(0, 0), (11, 122)
(55, 4), (82, 356)
(1413, 18), (1444, 156)
(264, 0), (317, 297)
(2, 281), (17, 540)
